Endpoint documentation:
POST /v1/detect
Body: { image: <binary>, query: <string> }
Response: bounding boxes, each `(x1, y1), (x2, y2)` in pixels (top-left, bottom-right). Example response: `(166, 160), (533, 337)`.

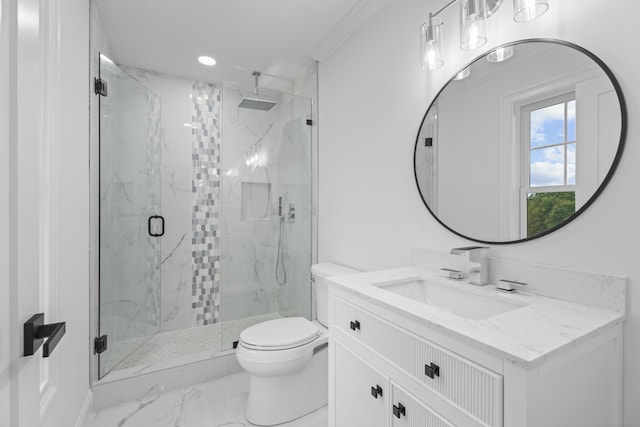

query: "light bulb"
(454, 67), (471, 80)
(421, 17), (444, 71)
(514, 0), (549, 22)
(423, 44), (443, 71)
(460, 0), (488, 51)
(487, 45), (514, 62)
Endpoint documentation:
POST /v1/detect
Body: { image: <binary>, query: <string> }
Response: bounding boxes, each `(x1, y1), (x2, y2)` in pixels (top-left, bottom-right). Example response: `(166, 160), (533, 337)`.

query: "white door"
(1, 0), (90, 426)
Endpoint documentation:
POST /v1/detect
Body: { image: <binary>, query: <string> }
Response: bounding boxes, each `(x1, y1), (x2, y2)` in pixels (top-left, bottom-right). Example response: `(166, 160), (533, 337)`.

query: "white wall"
(318, 0), (640, 423)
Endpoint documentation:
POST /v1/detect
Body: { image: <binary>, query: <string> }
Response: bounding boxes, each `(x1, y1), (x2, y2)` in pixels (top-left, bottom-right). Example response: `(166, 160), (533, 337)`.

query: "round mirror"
(414, 39), (627, 244)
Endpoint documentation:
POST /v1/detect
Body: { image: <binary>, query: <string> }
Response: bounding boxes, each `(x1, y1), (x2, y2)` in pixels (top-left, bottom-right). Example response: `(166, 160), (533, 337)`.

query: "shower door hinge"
(306, 119), (313, 126)
(94, 335), (108, 354)
(94, 78), (108, 96)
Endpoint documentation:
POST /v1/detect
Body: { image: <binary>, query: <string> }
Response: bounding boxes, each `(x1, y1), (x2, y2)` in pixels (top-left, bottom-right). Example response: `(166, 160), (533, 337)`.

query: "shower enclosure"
(98, 54), (312, 378)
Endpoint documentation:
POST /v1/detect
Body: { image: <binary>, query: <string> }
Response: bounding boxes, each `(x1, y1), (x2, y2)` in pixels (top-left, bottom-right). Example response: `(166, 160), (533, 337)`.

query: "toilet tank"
(311, 263), (359, 327)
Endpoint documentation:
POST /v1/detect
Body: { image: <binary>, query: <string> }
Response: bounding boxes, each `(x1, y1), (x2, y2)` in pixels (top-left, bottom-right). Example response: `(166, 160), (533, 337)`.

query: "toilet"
(235, 263), (359, 426)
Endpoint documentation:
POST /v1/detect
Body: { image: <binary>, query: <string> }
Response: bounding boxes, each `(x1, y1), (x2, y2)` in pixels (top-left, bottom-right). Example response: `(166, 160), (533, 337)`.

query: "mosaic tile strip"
(191, 82), (221, 326)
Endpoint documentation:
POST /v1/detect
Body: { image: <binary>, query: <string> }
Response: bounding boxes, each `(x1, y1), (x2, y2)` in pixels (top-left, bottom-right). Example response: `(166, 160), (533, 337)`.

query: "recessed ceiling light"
(198, 56), (216, 66)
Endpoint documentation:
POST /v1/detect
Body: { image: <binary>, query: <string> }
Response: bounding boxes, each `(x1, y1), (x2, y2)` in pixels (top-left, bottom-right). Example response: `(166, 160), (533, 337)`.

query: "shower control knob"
(349, 320), (361, 331)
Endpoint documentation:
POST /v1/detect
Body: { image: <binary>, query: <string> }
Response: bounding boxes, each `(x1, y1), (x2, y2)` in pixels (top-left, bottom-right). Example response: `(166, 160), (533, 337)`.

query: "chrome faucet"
(496, 279), (528, 293)
(449, 246), (489, 285)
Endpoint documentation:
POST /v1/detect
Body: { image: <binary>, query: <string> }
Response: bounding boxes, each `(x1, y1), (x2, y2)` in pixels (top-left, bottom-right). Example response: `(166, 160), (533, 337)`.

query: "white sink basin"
(375, 277), (525, 320)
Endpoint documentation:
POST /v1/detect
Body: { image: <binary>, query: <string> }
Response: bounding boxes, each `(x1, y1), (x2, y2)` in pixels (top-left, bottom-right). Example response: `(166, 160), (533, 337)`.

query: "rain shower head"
(239, 71), (276, 111)
(238, 97), (277, 111)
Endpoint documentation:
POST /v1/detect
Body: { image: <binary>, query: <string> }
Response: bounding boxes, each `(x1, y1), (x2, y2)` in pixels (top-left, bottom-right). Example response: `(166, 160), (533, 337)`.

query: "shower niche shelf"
(241, 181), (272, 221)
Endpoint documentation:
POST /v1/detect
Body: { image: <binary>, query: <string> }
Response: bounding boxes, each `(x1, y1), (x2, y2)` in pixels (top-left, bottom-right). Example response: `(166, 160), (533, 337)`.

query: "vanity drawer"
(391, 381), (455, 427)
(334, 297), (503, 427)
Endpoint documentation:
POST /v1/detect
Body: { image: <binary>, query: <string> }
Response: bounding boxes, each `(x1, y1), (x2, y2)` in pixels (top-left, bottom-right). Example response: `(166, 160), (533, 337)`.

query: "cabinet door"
(391, 382), (455, 427)
(335, 341), (388, 427)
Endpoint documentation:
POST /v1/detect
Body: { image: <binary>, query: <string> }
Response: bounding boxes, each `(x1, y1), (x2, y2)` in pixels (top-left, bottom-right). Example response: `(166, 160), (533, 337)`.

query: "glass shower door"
(220, 81), (312, 350)
(98, 54), (162, 377)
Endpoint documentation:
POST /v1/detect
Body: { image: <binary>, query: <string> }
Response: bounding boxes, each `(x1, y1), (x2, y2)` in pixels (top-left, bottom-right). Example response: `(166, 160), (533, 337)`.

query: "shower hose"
(275, 216), (287, 286)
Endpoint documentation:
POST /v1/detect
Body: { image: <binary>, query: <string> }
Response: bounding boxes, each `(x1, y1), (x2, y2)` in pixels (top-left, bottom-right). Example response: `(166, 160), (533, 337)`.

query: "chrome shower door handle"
(148, 215), (165, 237)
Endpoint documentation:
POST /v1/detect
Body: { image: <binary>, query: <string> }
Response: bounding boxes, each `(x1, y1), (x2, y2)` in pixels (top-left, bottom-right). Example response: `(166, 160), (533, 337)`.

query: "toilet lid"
(240, 317), (319, 349)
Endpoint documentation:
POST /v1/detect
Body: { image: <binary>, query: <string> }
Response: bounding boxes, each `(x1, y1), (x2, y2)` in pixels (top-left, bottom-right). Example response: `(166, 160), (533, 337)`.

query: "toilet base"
(245, 346), (328, 426)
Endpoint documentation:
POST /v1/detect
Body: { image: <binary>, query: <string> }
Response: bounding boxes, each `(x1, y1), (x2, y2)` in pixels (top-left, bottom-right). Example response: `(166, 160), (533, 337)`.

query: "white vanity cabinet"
(334, 341), (455, 427)
(334, 341), (388, 427)
(328, 285), (624, 427)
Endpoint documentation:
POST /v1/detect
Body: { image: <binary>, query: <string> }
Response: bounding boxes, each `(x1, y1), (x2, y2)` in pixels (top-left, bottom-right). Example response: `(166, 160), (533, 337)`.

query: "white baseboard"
(74, 389), (93, 427)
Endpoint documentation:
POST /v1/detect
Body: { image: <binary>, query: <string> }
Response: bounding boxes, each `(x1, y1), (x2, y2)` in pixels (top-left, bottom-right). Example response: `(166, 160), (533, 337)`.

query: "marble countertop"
(328, 267), (625, 368)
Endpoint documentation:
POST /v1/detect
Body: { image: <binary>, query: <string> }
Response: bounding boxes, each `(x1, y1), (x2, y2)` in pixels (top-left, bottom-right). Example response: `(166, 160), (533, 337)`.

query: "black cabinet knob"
(393, 403), (406, 418)
(425, 362), (440, 379)
(370, 385), (383, 399)
(349, 320), (361, 331)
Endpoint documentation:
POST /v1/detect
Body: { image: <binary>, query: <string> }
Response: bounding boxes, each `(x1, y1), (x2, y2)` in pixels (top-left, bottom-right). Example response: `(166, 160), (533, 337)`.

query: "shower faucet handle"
(288, 204), (295, 223)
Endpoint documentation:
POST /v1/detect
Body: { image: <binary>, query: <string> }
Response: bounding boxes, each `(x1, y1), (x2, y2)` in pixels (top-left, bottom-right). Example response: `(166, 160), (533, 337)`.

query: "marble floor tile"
(85, 372), (328, 427)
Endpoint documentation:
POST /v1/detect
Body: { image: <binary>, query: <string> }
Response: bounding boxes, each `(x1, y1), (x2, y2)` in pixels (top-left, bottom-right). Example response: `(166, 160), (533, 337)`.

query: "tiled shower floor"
(109, 313), (280, 373)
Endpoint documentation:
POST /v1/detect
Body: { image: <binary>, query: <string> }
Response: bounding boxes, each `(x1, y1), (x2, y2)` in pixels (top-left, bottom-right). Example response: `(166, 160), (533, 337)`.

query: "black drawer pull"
(425, 362), (440, 379)
(349, 320), (361, 331)
(393, 403), (406, 418)
(370, 385), (383, 399)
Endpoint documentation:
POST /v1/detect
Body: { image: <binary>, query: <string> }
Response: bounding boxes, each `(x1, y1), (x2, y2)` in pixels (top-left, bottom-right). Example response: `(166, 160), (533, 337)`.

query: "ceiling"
(95, 0), (389, 90)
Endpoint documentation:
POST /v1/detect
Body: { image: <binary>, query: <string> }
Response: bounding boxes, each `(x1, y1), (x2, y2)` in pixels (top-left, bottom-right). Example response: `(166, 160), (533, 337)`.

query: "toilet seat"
(239, 317), (320, 351)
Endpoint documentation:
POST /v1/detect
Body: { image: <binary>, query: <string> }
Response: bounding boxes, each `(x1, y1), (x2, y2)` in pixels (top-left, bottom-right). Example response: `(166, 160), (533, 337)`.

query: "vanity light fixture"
(421, 13), (444, 70)
(486, 45), (514, 62)
(454, 66), (471, 80)
(421, 0), (549, 71)
(460, 0), (488, 50)
(513, 0), (549, 22)
(198, 55), (217, 66)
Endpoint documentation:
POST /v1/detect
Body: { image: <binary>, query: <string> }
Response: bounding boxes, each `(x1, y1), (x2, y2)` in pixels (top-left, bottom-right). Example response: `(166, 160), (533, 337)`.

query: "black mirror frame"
(413, 38), (627, 245)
